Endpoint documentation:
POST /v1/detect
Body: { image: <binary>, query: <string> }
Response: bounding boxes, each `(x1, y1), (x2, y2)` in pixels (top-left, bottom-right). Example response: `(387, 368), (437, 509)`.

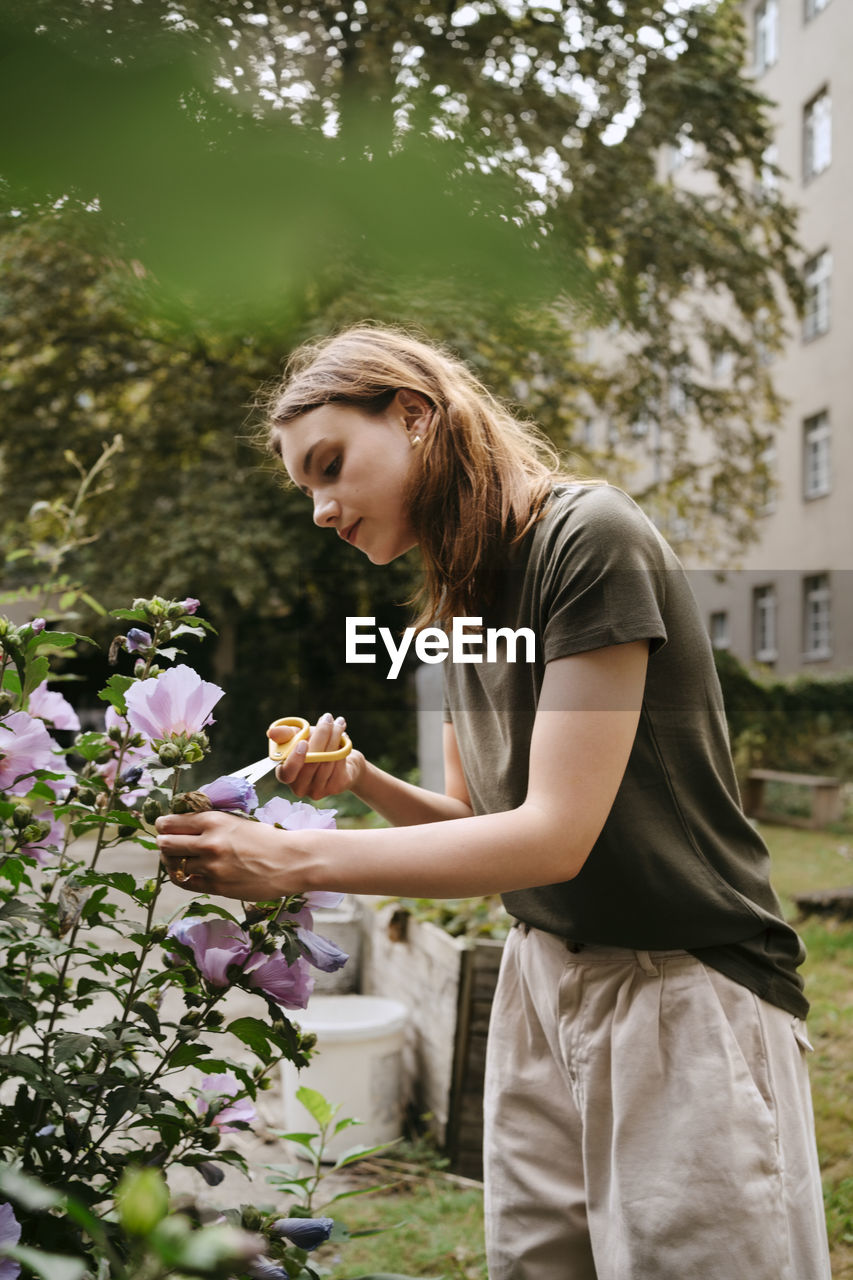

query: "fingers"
(275, 712), (348, 798)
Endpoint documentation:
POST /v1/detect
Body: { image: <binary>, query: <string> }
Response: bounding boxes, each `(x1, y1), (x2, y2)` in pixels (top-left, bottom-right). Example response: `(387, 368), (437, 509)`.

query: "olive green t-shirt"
(443, 483), (807, 1019)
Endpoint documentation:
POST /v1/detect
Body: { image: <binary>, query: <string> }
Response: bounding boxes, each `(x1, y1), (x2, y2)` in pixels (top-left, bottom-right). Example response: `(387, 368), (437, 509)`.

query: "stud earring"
(410, 434), (423, 448)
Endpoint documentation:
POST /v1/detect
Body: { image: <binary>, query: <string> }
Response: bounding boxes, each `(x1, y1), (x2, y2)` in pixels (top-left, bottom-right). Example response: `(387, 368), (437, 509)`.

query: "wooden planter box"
(356, 897), (504, 1180)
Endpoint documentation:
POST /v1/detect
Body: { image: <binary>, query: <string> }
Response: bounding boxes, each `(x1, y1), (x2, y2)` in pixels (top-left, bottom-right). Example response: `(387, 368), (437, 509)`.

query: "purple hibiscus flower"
(125, 628), (152, 653)
(124, 665), (223, 741)
(244, 950), (314, 1010)
(0, 710), (69, 796)
(167, 916), (251, 987)
(0, 1201), (21, 1280)
(178, 598), (200, 615)
(196, 1073), (258, 1133)
(270, 1217), (334, 1252)
(167, 916), (314, 1009)
(28, 682), (81, 732)
(197, 774), (258, 813)
(254, 797), (337, 831)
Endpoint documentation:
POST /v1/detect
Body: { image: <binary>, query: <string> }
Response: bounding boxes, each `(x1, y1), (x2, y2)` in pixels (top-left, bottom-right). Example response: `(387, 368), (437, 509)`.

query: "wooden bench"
(744, 768), (844, 830)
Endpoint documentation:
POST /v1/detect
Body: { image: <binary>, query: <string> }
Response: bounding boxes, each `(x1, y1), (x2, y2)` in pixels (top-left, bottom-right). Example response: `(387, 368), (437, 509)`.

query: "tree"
(0, 0), (800, 561)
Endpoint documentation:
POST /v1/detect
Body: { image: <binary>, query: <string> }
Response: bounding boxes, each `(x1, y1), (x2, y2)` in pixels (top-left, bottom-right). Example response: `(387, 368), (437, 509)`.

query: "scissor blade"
(228, 756), (280, 787)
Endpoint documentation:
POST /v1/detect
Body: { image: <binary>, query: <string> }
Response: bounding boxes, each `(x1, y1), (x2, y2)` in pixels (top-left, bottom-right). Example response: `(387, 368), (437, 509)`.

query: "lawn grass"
(313, 820), (853, 1279)
(761, 820), (853, 1278)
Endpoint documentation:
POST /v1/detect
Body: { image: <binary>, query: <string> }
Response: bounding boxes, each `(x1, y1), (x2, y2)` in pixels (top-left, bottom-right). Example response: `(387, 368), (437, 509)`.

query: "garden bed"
(356, 897), (504, 1179)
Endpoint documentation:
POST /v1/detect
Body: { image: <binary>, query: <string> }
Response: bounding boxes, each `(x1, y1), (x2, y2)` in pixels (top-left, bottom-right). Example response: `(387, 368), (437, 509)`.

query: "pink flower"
(178, 598), (200, 615)
(167, 916), (251, 987)
(124, 665), (223, 740)
(254, 797), (337, 831)
(97, 707), (154, 801)
(0, 1201), (21, 1280)
(198, 775), (258, 813)
(0, 710), (68, 796)
(276, 892), (348, 975)
(28, 682), (81, 732)
(169, 915), (320, 1008)
(244, 950), (314, 1010)
(196, 1073), (258, 1133)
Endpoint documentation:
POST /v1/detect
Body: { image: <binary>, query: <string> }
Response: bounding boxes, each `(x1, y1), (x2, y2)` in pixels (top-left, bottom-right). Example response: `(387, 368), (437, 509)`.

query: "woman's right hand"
(270, 713), (364, 801)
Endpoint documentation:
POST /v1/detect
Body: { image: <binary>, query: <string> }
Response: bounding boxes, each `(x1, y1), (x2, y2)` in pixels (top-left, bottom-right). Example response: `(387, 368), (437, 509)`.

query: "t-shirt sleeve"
(540, 485), (669, 663)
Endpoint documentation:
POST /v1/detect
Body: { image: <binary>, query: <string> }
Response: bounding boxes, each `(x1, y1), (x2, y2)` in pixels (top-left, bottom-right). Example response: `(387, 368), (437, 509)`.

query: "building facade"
(688, 0), (852, 674)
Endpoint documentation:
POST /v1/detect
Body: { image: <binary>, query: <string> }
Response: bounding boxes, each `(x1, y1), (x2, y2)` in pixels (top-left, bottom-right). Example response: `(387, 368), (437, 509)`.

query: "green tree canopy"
(0, 0), (803, 767)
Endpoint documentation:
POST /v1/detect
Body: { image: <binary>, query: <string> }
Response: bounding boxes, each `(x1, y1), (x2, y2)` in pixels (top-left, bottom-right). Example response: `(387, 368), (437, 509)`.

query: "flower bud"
(12, 804), (32, 830)
(0, 691), (16, 715)
(149, 925), (167, 943)
(21, 822), (49, 844)
(141, 798), (162, 825)
(172, 791), (213, 815)
(200, 1130), (221, 1151)
(107, 725), (124, 744)
(117, 825), (136, 840)
(241, 1207), (264, 1232)
(116, 1167), (170, 1236)
(182, 741), (204, 764)
(157, 742), (183, 766)
(205, 1009), (225, 1028)
(76, 787), (97, 806)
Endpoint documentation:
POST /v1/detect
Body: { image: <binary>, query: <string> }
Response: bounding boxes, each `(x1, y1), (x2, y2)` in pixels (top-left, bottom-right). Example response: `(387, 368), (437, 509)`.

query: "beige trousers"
(483, 925), (831, 1280)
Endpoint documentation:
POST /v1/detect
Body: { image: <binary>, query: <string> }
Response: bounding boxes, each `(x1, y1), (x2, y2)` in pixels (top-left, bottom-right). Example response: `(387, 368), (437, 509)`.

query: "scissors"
(229, 717), (353, 788)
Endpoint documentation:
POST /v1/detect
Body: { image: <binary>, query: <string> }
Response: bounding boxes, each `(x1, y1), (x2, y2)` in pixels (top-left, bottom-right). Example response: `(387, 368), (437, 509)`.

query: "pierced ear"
(394, 387), (433, 432)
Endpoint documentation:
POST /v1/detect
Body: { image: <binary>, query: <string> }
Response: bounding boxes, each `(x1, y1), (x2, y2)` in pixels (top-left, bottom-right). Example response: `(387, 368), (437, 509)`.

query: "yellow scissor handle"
(266, 716), (352, 765)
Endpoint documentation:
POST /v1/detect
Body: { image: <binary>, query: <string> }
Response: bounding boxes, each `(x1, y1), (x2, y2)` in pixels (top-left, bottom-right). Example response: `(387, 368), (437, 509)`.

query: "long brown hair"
(266, 324), (563, 628)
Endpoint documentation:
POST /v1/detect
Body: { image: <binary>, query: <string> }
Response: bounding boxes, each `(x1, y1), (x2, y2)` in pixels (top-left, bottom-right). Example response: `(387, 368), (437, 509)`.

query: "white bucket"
(280, 995), (408, 1162)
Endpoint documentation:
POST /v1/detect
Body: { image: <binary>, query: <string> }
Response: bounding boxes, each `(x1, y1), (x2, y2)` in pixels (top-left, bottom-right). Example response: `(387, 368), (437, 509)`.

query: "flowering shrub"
(0, 594), (378, 1280)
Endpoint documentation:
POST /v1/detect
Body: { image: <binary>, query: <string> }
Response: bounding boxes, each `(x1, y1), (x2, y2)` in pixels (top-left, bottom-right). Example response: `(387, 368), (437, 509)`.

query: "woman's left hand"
(156, 810), (289, 900)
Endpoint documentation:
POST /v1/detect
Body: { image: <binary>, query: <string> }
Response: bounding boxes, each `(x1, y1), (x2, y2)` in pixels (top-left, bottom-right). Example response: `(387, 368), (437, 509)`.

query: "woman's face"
(276, 400), (422, 564)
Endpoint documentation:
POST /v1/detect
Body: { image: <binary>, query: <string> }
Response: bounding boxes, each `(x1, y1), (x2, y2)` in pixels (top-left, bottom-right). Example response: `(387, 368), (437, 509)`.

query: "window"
(804, 89), (831, 180)
(710, 612), (730, 650)
(753, 585), (777, 663)
(803, 249), (831, 339)
(758, 441), (777, 514)
(803, 574), (831, 660)
(803, 412), (831, 499)
(805, 0), (830, 21)
(754, 0), (779, 72)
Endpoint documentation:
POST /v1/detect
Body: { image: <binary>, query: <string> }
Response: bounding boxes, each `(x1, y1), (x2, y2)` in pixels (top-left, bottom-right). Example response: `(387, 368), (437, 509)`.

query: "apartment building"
(687, 0), (852, 674)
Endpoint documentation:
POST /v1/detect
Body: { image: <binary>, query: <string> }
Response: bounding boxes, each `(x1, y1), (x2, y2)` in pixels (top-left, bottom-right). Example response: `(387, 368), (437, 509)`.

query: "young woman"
(157, 325), (831, 1280)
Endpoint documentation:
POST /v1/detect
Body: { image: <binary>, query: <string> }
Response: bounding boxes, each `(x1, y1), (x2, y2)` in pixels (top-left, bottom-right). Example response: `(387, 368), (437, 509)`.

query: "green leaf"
(333, 1140), (401, 1169)
(0, 1165), (63, 1210)
(296, 1085), (339, 1129)
(22, 654), (50, 700)
(110, 608), (150, 622)
(0, 1245), (87, 1280)
(53, 1033), (92, 1064)
(97, 673), (134, 713)
(226, 1016), (274, 1064)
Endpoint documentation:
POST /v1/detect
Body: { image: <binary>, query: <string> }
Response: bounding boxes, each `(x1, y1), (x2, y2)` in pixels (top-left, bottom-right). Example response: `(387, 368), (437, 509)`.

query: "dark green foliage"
(715, 649), (853, 781)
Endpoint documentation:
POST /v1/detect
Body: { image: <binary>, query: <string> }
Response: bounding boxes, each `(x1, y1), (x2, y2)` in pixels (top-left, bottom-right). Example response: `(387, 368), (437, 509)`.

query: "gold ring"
(174, 858), (188, 883)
